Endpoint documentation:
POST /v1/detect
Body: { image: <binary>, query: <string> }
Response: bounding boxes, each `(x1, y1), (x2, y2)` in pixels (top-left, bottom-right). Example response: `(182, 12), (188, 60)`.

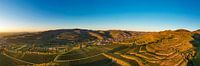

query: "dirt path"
(2, 52), (35, 65)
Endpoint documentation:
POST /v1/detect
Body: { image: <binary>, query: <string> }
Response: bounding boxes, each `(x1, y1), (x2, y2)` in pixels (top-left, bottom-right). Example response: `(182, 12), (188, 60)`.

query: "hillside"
(0, 29), (200, 66)
(2, 29), (144, 45)
(129, 30), (196, 66)
(0, 32), (27, 38)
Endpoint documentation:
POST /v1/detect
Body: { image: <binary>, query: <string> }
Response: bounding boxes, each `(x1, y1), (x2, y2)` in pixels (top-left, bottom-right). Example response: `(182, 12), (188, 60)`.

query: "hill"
(194, 29), (200, 34)
(2, 29), (144, 45)
(1, 29), (200, 66)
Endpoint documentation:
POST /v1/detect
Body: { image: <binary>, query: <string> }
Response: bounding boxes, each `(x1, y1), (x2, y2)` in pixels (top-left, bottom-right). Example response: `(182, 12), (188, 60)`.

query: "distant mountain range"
(2, 29), (145, 45)
(2, 29), (200, 45)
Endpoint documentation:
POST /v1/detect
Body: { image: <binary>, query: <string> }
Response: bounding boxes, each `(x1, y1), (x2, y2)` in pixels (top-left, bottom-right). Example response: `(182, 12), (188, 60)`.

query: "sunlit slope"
(96, 30), (196, 66)
(128, 30), (195, 66)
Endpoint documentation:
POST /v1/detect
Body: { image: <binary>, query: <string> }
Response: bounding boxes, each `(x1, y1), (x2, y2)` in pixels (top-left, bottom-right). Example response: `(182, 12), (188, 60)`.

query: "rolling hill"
(0, 29), (200, 66)
(2, 29), (144, 45)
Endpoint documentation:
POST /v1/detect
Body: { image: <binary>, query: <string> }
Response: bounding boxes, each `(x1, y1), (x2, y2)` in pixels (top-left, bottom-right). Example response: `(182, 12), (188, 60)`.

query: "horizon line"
(0, 28), (198, 33)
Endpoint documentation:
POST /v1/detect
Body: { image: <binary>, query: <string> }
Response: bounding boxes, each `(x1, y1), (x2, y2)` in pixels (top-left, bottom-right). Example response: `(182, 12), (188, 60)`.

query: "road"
(2, 52), (35, 65)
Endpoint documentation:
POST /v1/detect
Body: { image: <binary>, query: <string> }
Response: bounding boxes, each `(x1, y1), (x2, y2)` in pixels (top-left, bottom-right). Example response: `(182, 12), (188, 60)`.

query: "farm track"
(102, 53), (132, 66)
(54, 46), (113, 62)
(120, 54), (145, 66)
(2, 52), (35, 65)
(53, 49), (74, 61)
(55, 53), (103, 62)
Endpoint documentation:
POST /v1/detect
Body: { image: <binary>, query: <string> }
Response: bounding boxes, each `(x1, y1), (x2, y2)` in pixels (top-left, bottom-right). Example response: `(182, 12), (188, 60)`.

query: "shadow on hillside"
(191, 33), (200, 47)
(188, 33), (200, 66)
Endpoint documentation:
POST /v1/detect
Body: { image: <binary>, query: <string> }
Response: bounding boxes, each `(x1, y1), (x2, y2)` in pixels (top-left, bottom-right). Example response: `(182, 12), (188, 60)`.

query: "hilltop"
(2, 29), (145, 45)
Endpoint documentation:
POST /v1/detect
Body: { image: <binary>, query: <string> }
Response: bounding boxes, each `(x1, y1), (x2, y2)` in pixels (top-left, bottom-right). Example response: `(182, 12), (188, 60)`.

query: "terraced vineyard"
(33, 45), (126, 66)
(99, 30), (196, 66)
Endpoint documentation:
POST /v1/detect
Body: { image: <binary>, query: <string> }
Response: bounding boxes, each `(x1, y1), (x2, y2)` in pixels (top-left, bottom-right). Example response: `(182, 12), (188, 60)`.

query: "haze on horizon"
(0, 0), (200, 32)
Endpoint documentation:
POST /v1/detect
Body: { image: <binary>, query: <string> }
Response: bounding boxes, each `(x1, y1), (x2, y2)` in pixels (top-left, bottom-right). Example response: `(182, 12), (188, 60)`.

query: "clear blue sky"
(0, 0), (200, 32)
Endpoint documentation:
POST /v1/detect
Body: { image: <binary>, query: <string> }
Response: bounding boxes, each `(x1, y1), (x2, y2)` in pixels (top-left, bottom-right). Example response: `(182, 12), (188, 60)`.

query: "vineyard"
(0, 29), (199, 66)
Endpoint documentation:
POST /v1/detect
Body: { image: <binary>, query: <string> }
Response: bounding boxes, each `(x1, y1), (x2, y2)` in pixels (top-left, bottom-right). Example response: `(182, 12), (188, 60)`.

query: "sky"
(0, 0), (200, 32)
